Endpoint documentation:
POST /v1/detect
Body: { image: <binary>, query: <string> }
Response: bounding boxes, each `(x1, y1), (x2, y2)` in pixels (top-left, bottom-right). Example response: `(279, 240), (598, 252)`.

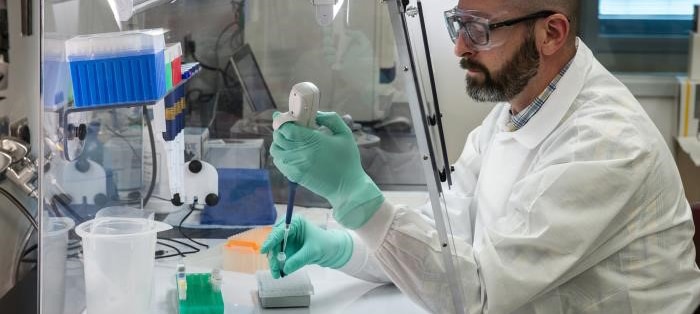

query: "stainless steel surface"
(0, 150), (10, 172)
(9, 117), (28, 141)
(0, 183), (34, 298)
(0, 137), (29, 163)
(0, 137), (38, 198)
(5, 157), (38, 199)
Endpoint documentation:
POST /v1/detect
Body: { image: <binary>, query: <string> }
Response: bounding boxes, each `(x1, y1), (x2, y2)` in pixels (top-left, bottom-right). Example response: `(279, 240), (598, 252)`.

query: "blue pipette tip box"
(66, 29), (167, 107)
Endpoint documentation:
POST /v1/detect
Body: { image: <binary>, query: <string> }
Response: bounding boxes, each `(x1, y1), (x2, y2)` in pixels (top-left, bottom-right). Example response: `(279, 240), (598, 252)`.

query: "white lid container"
(65, 28), (166, 60)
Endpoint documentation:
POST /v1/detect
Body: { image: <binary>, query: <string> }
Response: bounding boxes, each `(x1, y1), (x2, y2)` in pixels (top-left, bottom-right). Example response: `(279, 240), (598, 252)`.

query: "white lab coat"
(338, 40), (700, 313)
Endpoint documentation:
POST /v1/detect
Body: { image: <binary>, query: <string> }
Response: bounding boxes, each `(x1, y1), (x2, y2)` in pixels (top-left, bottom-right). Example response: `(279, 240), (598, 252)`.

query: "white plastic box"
(204, 138), (265, 169)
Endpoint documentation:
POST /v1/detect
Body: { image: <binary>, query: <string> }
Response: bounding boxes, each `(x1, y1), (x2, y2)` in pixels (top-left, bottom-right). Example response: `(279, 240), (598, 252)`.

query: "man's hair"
(515, 0), (579, 41)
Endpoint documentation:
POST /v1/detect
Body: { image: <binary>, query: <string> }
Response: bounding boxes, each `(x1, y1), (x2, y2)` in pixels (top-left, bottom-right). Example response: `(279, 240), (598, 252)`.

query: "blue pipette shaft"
(280, 180), (298, 277)
(285, 181), (298, 226)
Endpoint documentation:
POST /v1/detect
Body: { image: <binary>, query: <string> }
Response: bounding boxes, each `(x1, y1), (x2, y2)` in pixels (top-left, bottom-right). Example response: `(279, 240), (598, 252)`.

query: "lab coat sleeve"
(354, 200), (484, 313)
(352, 115), (657, 313)
(339, 127), (481, 290)
(337, 231), (392, 283)
(338, 126), (485, 289)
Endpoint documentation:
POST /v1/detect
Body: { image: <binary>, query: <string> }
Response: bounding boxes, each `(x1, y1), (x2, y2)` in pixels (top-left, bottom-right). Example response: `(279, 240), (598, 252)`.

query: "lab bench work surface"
(152, 263), (428, 314)
(62, 191), (431, 313)
(63, 251), (428, 314)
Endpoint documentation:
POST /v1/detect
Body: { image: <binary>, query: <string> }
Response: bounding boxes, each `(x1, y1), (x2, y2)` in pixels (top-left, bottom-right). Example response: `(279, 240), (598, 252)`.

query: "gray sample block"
(256, 270), (314, 308)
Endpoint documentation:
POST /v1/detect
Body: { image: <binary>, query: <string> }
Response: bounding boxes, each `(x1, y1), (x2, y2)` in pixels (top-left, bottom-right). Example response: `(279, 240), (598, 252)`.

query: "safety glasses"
(444, 8), (558, 51)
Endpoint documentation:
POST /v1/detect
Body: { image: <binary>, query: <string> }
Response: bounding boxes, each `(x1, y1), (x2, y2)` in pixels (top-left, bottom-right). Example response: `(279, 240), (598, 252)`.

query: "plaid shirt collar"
(506, 60), (573, 132)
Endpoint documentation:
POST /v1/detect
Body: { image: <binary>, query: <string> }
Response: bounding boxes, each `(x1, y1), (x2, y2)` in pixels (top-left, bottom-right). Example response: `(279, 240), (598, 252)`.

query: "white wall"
(616, 74), (678, 151)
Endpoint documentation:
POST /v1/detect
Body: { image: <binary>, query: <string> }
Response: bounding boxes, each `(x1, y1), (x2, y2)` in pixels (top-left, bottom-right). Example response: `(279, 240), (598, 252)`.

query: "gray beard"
(464, 33), (540, 103)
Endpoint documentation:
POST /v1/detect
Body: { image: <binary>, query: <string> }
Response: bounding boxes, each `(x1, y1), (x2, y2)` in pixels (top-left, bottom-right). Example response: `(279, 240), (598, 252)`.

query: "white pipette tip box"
(256, 269), (314, 308)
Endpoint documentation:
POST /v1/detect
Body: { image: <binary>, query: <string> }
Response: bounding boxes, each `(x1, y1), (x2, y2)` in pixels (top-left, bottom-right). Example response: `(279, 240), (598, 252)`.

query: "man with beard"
(262, 0), (700, 312)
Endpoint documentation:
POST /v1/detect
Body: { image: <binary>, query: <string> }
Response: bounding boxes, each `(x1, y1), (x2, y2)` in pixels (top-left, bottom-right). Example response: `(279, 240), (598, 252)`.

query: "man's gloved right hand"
(261, 215), (353, 278)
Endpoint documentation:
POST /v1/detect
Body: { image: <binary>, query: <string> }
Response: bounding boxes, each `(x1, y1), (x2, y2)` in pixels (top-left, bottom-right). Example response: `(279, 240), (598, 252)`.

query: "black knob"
(75, 159), (90, 173)
(94, 193), (107, 206)
(127, 191), (141, 200)
(427, 115), (437, 126)
(188, 160), (202, 173)
(205, 193), (219, 207)
(18, 125), (30, 144)
(77, 124), (87, 141)
(171, 193), (184, 206)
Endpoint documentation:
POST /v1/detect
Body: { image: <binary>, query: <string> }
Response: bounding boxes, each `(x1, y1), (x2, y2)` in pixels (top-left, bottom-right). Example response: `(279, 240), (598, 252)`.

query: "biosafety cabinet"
(0, 0), (476, 313)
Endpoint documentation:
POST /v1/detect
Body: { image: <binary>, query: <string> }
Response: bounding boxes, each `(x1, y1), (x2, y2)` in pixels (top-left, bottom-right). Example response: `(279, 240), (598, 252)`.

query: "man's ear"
(538, 13), (570, 56)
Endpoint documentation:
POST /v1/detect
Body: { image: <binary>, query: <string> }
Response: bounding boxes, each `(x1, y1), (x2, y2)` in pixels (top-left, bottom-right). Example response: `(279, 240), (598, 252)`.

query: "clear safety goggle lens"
(445, 9), (560, 51)
(444, 9), (491, 47)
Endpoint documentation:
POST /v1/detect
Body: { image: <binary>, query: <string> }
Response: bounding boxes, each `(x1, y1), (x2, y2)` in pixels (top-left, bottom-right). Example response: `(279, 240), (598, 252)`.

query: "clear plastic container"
(75, 217), (171, 314)
(222, 227), (271, 273)
(95, 205), (155, 220)
(41, 217), (75, 314)
(43, 34), (72, 111)
(65, 29), (167, 107)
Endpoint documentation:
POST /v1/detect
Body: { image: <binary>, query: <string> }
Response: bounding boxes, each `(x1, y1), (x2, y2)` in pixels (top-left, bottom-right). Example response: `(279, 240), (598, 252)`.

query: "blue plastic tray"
(201, 168), (277, 226)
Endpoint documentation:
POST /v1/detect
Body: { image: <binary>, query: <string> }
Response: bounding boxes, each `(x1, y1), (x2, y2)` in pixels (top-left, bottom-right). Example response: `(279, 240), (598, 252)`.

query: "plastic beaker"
(41, 217), (75, 314)
(75, 217), (171, 314)
(95, 206), (154, 220)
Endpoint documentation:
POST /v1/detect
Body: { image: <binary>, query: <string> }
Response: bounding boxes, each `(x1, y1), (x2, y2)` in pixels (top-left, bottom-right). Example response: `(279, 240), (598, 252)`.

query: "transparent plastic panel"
(40, 0), (445, 313)
(140, 0), (427, 212)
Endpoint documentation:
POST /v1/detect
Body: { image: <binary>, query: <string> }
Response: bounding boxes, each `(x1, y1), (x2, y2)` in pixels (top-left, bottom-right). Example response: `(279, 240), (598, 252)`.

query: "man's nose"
(454, 31), (475, 58)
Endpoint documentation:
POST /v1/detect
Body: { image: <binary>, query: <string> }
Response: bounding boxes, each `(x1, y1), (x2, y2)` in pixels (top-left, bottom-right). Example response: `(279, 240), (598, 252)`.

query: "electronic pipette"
(272, 82), (321, 278)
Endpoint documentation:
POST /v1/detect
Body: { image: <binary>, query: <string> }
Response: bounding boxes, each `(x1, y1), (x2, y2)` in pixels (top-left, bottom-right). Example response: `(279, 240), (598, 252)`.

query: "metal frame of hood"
(386, 1), (467, 313)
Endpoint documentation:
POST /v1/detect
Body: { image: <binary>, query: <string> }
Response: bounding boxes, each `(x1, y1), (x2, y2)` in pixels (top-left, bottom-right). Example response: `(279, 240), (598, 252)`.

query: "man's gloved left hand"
(260, 215), (353, 278)
(270, 111), (384, 229)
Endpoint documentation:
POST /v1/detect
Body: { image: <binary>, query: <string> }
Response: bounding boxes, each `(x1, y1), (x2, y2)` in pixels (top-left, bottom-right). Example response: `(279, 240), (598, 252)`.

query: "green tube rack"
(176, 273), (224, 314)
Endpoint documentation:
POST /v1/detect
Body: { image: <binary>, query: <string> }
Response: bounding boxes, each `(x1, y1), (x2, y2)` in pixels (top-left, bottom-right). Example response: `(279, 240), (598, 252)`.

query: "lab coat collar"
(505, 38), (589, 149)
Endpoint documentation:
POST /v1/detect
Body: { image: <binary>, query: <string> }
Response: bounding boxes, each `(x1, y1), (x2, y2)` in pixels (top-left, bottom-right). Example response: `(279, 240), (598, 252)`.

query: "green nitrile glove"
(270, 111), (384, 229)
(260, 215), (353, 278)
